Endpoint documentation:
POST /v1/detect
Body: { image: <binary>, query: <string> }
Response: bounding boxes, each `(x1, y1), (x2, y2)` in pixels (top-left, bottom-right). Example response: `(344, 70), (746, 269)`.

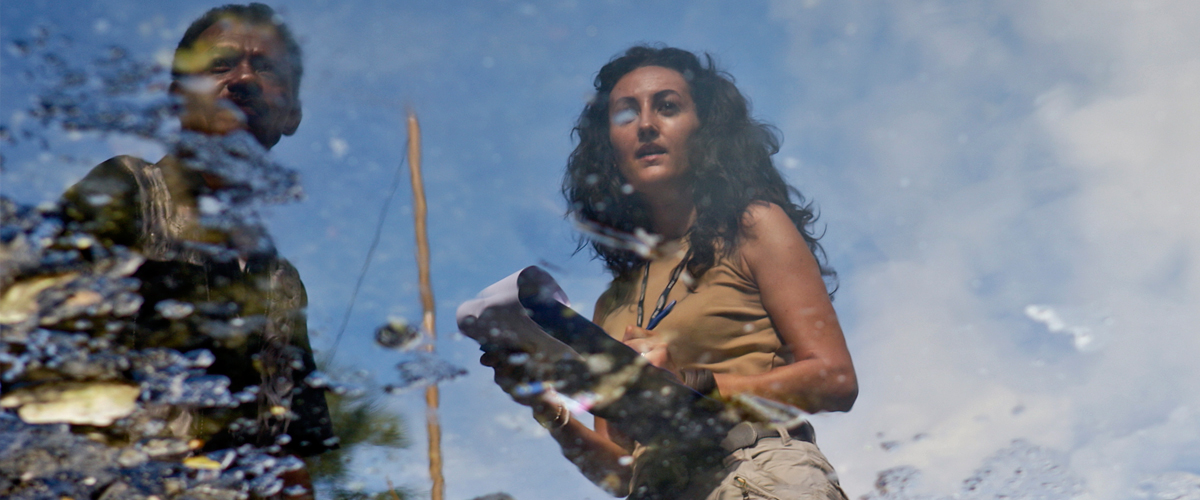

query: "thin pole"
(407, 110), (443, 500)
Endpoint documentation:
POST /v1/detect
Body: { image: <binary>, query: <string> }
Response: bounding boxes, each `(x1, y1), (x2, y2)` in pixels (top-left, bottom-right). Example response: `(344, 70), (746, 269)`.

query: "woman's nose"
(636, 114), (659, 142)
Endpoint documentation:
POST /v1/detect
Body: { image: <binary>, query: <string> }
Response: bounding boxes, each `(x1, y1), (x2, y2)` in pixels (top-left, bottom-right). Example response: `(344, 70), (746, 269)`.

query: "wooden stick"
(407, 110), (444, 500)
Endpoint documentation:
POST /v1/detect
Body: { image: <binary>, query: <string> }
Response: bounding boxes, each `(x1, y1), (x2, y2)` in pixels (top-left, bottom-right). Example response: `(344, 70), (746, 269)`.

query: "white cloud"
(772, 0), (1200, 498)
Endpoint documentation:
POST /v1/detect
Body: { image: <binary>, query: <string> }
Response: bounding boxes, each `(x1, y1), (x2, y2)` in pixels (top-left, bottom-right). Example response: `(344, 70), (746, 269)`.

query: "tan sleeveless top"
(594, 241), (791, 375)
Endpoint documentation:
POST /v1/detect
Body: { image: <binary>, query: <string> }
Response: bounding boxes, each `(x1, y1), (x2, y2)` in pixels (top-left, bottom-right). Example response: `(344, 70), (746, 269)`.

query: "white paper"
(455, 267), (580, 361)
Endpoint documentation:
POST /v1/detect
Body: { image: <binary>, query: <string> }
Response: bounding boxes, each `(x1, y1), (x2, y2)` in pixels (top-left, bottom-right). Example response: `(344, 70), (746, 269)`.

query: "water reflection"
(2, 4), (335, 498)
(307, 372), (409, 500)
(6, 2), (1200, 500)
(862, 441), (1082, 500)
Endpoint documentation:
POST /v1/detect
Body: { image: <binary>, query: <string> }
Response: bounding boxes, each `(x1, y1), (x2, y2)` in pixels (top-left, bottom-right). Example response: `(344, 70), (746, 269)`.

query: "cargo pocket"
(733, 475), (783, 500)
(745, 441), (846, 499)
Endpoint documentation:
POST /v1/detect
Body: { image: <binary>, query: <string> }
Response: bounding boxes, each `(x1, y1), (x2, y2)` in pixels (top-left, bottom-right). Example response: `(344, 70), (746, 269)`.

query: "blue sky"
(3, 1), (1200, 499)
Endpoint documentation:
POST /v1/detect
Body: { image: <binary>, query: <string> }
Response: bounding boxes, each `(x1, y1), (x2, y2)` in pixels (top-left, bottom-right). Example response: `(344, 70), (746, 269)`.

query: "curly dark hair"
(564, 45), (834, 288)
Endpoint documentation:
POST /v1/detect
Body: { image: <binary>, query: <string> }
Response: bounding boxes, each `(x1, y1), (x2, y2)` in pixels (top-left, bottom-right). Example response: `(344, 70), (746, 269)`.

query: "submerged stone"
(374, 317), (422, 350)
(0, 274), (77, 325)
(0, 380), (139, 426)
(385, 352), (466, 393)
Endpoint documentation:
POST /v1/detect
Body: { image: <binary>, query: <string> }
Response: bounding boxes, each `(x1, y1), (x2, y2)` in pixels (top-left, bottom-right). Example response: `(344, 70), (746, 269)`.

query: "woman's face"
(608, 65), (700, 197)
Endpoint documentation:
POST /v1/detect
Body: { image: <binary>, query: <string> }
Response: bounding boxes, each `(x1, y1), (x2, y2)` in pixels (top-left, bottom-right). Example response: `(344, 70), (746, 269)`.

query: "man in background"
(61, 3), (332, 496)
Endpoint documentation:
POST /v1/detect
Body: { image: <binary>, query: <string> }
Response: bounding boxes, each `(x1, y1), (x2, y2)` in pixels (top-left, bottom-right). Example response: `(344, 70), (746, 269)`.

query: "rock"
(0, 273), (77, 326)
(0, 381), (140, 426)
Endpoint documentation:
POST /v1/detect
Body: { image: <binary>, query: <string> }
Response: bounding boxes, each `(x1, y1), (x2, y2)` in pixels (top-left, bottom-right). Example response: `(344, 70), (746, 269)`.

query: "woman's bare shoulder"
(735, 201), (819, 281)
(739, 201), (799, 241)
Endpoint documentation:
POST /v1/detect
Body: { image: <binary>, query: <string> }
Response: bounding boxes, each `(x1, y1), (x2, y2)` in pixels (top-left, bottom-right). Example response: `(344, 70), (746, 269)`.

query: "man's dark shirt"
(61, 155), (334, 457)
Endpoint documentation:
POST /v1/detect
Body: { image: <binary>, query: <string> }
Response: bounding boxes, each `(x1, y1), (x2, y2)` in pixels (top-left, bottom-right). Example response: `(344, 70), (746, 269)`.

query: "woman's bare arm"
(545, 414), (632, 495)
(714, 201), (858, 412)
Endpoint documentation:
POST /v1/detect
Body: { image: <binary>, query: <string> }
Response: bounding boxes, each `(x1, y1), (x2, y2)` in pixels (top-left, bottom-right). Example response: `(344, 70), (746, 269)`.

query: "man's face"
(174, 19), (301, 149)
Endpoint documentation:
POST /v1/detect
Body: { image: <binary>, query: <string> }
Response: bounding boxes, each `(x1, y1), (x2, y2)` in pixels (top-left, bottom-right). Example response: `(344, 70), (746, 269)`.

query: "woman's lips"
(636, 144), (667, 159)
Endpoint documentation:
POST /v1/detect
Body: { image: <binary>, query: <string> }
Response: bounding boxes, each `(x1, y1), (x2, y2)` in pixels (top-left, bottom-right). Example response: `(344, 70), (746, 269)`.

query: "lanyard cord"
(636, 251), (691, 328)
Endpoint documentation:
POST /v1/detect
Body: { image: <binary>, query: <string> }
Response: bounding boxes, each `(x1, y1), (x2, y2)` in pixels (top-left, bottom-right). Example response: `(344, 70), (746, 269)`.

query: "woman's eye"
(612, 108), (637, 126)
(660, 102), (679, 113)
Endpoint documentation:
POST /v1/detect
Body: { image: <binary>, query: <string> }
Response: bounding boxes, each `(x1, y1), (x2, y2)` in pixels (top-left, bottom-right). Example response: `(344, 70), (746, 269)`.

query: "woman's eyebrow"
(652, 89), (683, 101)
(610, 95), (639, 109)
(652, 89), (691, 104)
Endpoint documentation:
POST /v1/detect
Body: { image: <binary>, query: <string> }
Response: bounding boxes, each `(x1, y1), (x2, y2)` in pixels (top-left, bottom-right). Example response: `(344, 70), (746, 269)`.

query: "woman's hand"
(481, 345), (633, 493)
(479, 346), (571, 428)
(479, 347), (543, 407)
(622, 325), (679, 378)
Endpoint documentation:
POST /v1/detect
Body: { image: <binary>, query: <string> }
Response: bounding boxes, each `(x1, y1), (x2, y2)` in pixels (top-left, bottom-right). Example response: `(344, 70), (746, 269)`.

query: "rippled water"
(0, 31), (436, 499)
(4, 8), (1199, 500)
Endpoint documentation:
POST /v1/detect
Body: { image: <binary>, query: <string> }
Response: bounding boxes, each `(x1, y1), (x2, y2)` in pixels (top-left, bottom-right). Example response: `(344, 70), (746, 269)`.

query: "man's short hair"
(173, 3), (303, 91)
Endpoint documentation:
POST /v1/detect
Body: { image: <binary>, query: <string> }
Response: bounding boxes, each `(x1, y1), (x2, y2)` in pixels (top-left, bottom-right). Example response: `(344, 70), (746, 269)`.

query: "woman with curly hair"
(489, 46), (857, 499)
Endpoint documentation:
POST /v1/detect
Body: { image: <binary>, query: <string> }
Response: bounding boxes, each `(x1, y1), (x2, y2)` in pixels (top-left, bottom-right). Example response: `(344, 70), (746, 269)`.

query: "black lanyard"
(636, 251), (690, 328)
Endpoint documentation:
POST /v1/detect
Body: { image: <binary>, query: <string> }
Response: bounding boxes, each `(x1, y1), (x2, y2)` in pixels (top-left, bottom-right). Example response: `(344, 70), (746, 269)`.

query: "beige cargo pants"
(702, 431), (849, 500)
